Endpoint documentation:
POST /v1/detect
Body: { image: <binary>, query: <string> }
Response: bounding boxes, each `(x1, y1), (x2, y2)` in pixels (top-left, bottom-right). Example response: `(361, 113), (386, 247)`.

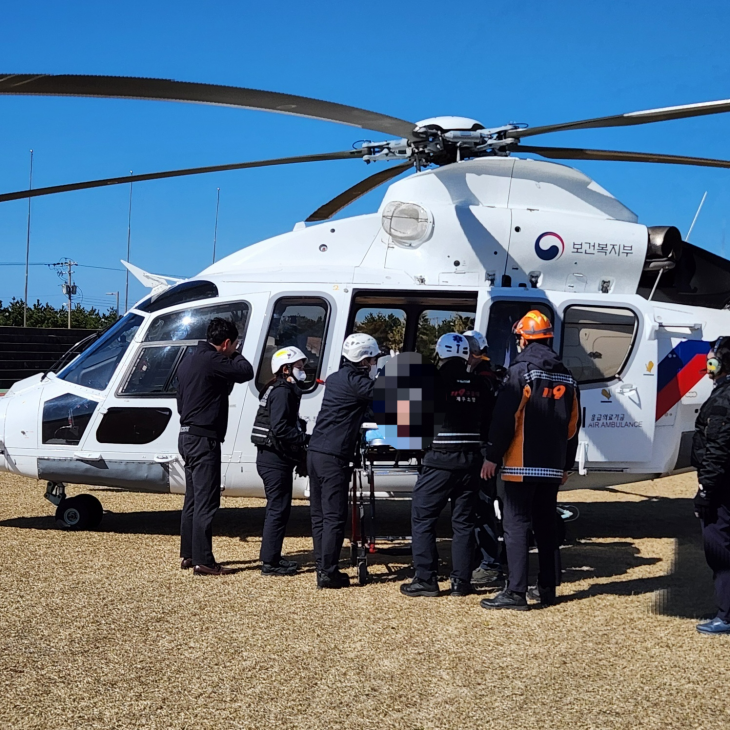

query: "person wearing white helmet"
(307, 332), (380, 589)
(401, 332), (491, 598)
(463, 330), (506, 587)
(251, 346), (309, 576)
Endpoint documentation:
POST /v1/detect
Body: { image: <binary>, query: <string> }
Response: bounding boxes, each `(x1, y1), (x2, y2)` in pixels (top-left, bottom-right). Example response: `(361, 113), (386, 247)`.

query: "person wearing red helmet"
(480, 310), (580, 610)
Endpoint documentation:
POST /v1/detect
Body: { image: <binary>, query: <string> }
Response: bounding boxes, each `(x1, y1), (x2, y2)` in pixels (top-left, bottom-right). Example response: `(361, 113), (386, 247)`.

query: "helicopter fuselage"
(0, 158), (725, 500)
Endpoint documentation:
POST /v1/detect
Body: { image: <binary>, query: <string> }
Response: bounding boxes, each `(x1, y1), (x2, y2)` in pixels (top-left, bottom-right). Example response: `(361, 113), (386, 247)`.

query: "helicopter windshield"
(58, 313), (144, 391)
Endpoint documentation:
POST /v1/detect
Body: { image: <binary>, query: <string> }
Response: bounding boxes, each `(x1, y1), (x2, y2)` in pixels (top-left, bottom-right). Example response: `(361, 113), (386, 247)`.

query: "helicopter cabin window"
(119, 301), (250, 397)
(486, 301), (554, 369)
(416, 309), (476, 364)
(96, 407), (172, 444)
(353, 307), (407, 354)
(42, 393), (99, 445)
(561, 306), (638, 384)
(58, 313), (143, 391)
(255, 297), (330, 393)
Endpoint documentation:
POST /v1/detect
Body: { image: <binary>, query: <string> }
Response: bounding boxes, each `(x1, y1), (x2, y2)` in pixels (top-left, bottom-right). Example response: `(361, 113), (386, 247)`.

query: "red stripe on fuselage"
(656, 353), (707, 420)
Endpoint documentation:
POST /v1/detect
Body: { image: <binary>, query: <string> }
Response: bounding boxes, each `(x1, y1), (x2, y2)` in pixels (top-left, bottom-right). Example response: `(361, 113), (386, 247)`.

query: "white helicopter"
(0, 74), (729, 530)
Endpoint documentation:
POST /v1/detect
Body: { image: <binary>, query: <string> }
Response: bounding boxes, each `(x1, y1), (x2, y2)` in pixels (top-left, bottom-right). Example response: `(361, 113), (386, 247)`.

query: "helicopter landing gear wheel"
(357, 557), (369, 586)
(55, 494), (103, 530)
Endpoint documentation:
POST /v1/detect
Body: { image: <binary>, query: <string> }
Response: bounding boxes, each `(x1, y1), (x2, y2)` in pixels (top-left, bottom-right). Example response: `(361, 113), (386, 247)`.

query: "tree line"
(0, 298), (119, 329)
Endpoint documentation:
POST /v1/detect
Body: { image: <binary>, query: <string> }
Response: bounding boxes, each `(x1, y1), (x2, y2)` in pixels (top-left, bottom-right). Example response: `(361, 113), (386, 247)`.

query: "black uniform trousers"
(702, 496), (730, 622)
(503, 480), (559, 594)
(179, 433), (222, 567)
(411, 460), (480, 584)
(474, 477), (503, 571)
(307, 451), (351, 576)
(256, 452), (294, 566)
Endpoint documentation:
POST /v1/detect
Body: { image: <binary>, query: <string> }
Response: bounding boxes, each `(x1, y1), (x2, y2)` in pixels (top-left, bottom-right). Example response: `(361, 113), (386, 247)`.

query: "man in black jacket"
(177, 317), (253, 576)
(307, 333), (380, 589)
(401, 332), (490, 598)
(464, 330), (505, 586)
(481, 311), (580, 610)
(692, 337), (730, 634)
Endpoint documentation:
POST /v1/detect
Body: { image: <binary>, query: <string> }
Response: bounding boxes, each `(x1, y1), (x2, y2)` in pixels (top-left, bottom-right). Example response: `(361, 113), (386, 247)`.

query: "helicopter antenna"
(212, 187), (220, 264)
(686, 190), (707, 241)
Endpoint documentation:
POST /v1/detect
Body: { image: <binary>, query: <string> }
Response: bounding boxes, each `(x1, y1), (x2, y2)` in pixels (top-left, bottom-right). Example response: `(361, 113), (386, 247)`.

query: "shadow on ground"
(0, 489), (714, 617)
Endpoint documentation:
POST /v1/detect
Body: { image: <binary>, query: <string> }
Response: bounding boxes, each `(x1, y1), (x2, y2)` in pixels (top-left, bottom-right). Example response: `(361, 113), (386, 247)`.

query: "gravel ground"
(0, 471), (728, 730)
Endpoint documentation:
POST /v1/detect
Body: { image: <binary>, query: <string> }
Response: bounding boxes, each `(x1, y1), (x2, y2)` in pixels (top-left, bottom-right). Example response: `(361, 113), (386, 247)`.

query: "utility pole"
(53, 259), (77, 329)
(106, 291), (120, 317)
(124, 172), (133, 313)
(23, 149), (34, 327)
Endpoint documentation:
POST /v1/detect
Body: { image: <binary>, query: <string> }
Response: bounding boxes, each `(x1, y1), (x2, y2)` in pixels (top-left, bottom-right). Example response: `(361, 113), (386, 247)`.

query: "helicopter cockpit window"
(136, 280), (218, 314)
(486, 301), (554, 369)
(256, 297), (330, 393)
(120, 301), (250, 397)
(58, 313), (143, 391)
(561, 306), (638, 384)
(416, 310), (476, 364)
(42, 393), (99, 445)
(143, 301), (250, 342)
(353, 307), (406, 354)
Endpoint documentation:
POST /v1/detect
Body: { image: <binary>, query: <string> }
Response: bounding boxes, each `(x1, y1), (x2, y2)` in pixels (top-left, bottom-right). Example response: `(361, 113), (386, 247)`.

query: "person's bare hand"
(481, 460), (497, 480)
(561, 471), (569, 486)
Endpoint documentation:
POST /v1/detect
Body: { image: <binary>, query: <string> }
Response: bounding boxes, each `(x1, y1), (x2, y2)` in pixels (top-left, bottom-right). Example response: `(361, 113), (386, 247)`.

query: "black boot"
(400, 577), (440, 597)
(317, 570), (350, 589)
(450, 578), (474, 597)
(480, 589), (529, 611)
(262, 559), (299, 576)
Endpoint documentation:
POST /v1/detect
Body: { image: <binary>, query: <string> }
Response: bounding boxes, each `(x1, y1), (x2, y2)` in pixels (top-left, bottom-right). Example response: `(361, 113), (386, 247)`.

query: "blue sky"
(1, 1), (730, 312)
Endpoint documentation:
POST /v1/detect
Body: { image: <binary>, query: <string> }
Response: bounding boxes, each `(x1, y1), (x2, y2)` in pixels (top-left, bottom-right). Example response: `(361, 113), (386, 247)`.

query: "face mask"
(369, 363), (378, 380)
(292, 367), (307, 382)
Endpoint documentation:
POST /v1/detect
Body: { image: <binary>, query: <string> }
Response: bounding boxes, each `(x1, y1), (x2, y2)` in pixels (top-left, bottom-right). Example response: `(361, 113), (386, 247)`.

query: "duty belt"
(180, 425), (218, 439)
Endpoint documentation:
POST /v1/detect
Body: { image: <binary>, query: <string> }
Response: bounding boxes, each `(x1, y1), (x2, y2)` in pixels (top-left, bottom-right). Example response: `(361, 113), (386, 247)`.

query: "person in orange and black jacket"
(480, 310), (580, 610)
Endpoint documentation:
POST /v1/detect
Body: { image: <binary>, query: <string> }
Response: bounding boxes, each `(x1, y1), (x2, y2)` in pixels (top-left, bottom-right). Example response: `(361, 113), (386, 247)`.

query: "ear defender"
(707, 357), (721, 374)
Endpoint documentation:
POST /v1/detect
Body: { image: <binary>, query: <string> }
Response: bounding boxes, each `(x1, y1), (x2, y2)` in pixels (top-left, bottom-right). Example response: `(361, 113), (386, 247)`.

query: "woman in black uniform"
(251, 346), (309, 576)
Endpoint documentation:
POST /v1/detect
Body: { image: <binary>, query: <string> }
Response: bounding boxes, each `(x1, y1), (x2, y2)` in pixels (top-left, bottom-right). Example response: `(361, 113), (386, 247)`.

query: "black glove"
(694, 488), (717, 522)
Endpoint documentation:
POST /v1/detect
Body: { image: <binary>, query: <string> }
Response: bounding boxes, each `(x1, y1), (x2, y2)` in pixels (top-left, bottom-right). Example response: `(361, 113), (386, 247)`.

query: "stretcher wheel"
(357, 559), (369, 586)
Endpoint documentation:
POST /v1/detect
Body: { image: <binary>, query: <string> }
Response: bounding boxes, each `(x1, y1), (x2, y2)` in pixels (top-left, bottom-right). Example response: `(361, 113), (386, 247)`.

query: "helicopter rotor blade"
(0, 74), (416, 140)
(513, 98), (730, 139)
(306, 161), (414, 222)
(0, 149), (366, 203)
(516, 145), (730, 169)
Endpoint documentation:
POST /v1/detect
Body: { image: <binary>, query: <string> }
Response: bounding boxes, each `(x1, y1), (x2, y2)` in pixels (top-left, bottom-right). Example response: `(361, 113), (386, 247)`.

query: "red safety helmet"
(513, 310), (554, 340)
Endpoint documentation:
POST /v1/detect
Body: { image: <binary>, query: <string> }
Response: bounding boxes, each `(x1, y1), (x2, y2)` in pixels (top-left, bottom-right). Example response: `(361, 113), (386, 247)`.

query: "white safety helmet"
(435, 332), (470, 361)
(463, 330), (488, 353)
(270, 346), (307, 374)
(342, 333), (380, 363)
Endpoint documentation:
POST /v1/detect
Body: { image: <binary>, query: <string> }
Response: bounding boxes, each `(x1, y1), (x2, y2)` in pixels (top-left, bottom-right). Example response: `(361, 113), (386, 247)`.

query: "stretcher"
(349, 426), (423, 585)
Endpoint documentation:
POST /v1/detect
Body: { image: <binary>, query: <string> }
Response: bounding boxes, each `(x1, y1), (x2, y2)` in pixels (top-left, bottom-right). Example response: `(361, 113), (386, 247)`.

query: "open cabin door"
(559, 303), (656, 466)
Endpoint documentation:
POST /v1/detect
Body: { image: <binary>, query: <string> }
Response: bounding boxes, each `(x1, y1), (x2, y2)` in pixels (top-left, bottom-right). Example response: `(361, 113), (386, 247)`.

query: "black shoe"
(527, 585), (556, 606)
(317, 570), (350, 589)
(400, 577), (440, 598)
(471, 566), (504, 587)
(480, 589), (529, 611)
(180, 558), (193, 570)
(450, 578), (475, 597)
(262, 559), (298, 576)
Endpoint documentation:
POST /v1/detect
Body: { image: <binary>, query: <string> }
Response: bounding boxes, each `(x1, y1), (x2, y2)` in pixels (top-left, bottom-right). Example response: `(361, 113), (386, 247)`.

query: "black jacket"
(176, 341), (253, 442)
(470, 358), (504, 439)
(692, 375), (730, 496)
(252, 377), (307, 465)
(308, 361), (374, 461)
(428, 357), (491, 455)
(485, 341), (580, 484)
